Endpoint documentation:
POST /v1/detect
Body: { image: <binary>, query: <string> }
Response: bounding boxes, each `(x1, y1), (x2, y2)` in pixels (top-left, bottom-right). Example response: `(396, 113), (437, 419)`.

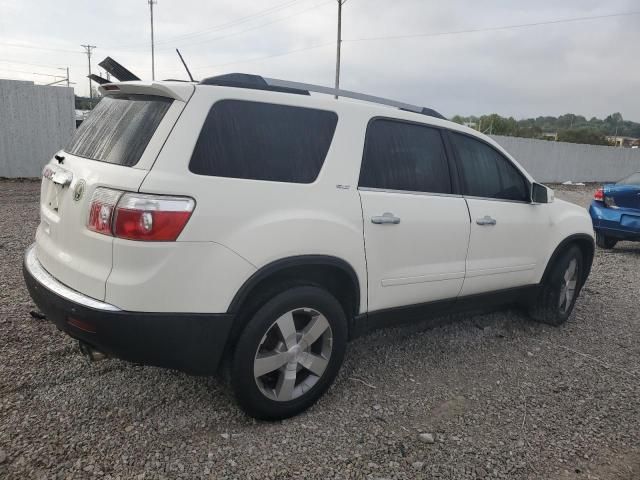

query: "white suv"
(24, 73), (595, 419)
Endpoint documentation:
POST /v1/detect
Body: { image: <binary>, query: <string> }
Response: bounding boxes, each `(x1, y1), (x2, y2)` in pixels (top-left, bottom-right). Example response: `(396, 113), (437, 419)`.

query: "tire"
(230, 285), (347, 420)
(529, 246), (584, 326)
(596, 232), (617, 249)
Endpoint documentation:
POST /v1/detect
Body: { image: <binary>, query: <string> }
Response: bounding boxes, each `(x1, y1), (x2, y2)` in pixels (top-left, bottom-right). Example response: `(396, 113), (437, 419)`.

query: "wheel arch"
(541, 234), (595, 285)
(227, 255), (361, 318)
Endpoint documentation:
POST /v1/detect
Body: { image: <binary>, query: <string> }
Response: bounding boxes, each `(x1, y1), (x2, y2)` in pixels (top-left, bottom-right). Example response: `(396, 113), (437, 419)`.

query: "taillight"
(594, 188), (604, 202)
(87, 188), (195, 241)
(113, 193), (195, 241)
(87, 188), (122, 235)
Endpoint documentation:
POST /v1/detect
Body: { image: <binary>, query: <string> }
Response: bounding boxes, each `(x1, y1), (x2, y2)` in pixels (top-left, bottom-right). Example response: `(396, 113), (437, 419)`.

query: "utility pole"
(66, 67), (70, 87)
(149, 0), (157, 80)
(334, 0), (347, 98)
(81, 44), (96, 105)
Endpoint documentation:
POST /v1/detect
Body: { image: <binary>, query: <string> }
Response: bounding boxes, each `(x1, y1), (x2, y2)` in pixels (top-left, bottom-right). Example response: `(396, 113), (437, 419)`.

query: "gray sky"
(1, 0), (639, 120)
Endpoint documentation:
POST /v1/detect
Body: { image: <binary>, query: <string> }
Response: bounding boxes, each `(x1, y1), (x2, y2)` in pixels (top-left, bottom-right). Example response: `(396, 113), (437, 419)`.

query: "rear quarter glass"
(188, 100), (338, 183)
(66, 94), (173, 167)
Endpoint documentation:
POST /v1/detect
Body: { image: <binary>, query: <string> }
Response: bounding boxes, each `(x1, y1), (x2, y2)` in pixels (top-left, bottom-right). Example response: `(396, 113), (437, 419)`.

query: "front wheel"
(529, 246), (584, 326)
(596, 231), (617, 249)
(231, 286), (347, 420)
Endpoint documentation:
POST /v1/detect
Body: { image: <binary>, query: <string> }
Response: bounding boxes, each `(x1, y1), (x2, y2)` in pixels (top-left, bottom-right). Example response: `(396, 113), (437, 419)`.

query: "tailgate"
(34, 88), (191, 301)
(36, 157), (148, 300)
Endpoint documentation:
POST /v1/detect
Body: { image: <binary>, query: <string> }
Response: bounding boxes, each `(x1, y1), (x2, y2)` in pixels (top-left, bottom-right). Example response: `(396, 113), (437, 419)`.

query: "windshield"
(66, 94), (172, 167)
(617, 173), (640, 186)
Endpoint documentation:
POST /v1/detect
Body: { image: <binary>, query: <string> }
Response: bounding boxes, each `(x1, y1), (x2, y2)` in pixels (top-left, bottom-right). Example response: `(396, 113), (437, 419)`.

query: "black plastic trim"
(199, 73), (310, 96)
(440, 129), (463, 195)
(541, 234), (595, 285)
(24, 261), (233, 375)
(227, 255), (361, 315)
(398, 106), (447, 120)
(350, 285), (541, 339)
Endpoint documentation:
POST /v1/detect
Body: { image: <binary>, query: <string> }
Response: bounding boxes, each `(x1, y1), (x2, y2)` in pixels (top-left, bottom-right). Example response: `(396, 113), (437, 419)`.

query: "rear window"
(617, 173), (640, 185)
(189, 100), (338, 183)
(66, 94), (172, 167)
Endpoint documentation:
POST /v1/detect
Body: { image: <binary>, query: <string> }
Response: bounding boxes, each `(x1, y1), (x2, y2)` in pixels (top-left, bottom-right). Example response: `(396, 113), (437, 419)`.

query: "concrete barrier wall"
(491, 135), (640, 183)
(0, 79), (75, 178)
(2, 86), (640, 183)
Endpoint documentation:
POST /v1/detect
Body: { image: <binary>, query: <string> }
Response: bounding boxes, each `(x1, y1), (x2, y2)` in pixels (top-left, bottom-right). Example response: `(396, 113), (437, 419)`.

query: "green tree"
(557, 128), (609, 146)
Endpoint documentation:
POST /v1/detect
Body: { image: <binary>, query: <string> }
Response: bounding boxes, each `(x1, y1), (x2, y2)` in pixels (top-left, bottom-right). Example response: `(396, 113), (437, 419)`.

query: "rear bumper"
(23, 244), (234, 375)
(589, 202), (640, 241)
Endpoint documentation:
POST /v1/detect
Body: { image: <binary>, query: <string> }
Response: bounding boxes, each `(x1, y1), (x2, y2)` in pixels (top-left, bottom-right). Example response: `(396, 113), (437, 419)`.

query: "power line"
(0, 59), (72, 70)
(154, 0), (302, 46)
(111, 0), (305, 50)
(0, 67), (65, 78)
(152, 0), (332, 52)
(192, 42), (334, 72)
(0, 42), (82, 54)
(344, 10), (640, 43)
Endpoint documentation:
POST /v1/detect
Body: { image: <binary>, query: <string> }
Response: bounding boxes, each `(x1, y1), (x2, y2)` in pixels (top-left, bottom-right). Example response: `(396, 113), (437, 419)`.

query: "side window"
(359, 119), (452, 194)
(451, 132), (529, 202)
(189, 100), (338, 183)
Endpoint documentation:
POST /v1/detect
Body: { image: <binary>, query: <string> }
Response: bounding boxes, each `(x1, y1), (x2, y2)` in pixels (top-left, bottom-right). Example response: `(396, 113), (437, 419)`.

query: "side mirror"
(531, 182), (554, 204)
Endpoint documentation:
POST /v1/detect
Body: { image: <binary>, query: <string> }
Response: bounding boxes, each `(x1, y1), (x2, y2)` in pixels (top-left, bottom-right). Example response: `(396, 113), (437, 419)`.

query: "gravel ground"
(1, 180), (639, 480)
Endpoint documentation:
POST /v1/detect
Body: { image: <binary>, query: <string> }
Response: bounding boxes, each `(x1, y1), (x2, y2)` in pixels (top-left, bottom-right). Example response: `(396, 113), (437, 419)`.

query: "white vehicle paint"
(24, 73), (595, 419)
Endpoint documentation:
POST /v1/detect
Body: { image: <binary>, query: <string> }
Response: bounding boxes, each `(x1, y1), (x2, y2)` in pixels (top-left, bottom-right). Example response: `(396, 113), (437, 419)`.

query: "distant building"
(606, 135), (639, 147)
(541, 132), (558, 141)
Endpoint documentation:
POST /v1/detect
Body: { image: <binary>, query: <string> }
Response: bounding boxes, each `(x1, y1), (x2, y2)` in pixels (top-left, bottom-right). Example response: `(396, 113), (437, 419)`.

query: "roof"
(199, 73), (446, 121)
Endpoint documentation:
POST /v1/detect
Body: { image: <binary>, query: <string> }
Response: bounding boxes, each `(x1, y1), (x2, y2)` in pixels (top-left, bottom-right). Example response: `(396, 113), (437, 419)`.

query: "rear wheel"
(231, 286), (347, 420)
(529, 246), (584, 326)
(596, 232), (617, 249)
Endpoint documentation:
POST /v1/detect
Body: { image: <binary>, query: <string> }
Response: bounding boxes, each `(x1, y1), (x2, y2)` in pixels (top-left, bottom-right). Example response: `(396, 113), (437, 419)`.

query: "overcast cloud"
(1, 0), (638, 120)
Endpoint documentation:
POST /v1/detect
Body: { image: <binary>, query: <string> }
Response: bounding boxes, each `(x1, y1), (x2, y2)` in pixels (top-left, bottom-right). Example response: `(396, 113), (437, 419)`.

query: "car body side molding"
(350, 284), (541, 339)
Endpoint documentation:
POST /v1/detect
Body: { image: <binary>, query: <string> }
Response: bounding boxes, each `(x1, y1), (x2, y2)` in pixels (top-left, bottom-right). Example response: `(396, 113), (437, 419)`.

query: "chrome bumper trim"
(24, 244), (121, 312)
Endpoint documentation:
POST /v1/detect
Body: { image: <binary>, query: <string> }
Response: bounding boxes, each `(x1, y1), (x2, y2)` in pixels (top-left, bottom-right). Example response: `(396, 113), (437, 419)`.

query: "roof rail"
(199, 73), (446, 120)
(200, 73), (310, 96)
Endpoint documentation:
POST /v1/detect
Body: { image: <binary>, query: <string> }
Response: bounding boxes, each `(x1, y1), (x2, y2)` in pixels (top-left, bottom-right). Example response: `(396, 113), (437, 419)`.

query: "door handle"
(371, 212), (401, 225)
(476, 215), (497, 226)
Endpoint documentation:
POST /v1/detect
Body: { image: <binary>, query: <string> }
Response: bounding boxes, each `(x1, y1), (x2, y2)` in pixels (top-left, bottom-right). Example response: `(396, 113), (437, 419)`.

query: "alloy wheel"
(253, 308), (333, 402)
(558, 258), (578, 314)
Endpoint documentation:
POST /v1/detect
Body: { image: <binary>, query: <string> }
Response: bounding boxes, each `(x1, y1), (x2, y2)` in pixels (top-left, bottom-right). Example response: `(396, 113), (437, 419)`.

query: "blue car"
(589, 172), (640, 248)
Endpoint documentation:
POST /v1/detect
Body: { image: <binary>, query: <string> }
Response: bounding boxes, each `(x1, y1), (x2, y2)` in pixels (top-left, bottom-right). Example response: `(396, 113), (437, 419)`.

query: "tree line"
(451, 112), (639, 146)
(74, 92), (636, 148)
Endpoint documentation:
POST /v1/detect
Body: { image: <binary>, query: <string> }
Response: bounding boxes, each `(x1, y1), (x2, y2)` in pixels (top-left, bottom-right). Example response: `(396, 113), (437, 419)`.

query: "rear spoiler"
(97, 81), (195, 103)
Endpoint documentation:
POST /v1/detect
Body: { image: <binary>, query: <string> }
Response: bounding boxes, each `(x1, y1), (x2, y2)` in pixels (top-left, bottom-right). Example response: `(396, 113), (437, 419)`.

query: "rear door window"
(189, 100), (338, 183)
(451, 132), (529, 202)
(66, 94), (172, 167)
(359, 119), (452, 194)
